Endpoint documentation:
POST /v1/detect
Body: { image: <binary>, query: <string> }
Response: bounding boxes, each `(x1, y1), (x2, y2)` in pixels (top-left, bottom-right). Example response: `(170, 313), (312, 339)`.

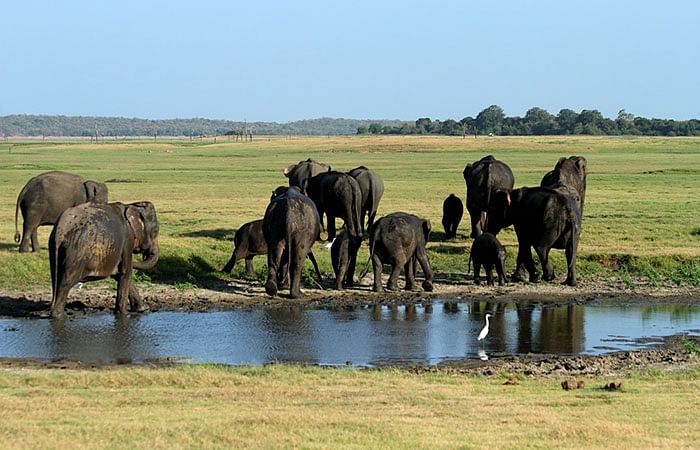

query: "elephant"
(14, 171), (109, 252)
(347, 166), (384, 234)
(486, 187), (580, 286)
(306, 171), (362, 241)
(462, 155), (515, 239)
(468, 232), (506, 286)
(330, 227), (362, 290)
(441, 193), (464, 239)
(222, 217), (323, 282)
(49, 201), (160, 319)
(222, 219), (267, 276)
(283, 158), (331, 194)
(540, 156), (588, 215)
(368, 212), (434, 292)
(263, 186), (322, 298)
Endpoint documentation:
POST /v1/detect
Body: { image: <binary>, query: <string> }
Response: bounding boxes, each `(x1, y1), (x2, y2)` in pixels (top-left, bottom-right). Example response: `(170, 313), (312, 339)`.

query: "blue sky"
(1, 0), (698, 122)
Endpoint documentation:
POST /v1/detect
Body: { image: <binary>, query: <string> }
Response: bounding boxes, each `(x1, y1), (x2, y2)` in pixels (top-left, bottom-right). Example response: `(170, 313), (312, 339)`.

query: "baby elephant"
(330, 229), (362, 290)
(469, 232), (506, 286)
(222, 219), (266, 276)
(442, 193), (464, 239)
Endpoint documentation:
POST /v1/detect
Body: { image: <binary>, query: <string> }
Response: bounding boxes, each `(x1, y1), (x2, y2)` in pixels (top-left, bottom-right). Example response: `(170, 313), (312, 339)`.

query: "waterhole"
(1, 300), (699, 366)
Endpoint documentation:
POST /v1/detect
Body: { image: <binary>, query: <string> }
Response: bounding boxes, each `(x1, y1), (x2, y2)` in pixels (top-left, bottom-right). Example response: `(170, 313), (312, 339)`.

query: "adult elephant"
(486, 187), (580, 286)
(541, 156), (588, 215)
(283, 158), (331, 194)
(462, 155), (514, 238)
(306, 171), (362, 241)
(347, 166), (384, 234)
(49, 201), (160, 319)
(15, 171), (109, 252)
(368, 212), (434, 292)
(263, 186), (322, 298)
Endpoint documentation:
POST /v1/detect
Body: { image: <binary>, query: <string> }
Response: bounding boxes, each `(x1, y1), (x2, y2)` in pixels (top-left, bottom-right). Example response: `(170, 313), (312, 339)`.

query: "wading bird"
(477, 313), (492, 342)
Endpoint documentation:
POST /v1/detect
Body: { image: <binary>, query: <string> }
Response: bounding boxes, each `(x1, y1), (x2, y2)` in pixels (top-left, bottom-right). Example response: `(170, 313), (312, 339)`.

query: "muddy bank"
(1, 273), (699, 318)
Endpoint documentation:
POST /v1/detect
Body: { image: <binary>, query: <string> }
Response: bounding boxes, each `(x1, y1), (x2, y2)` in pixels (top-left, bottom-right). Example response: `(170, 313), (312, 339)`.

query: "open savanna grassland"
(1, 364), (699, 449)
(0, 135), (699, 289)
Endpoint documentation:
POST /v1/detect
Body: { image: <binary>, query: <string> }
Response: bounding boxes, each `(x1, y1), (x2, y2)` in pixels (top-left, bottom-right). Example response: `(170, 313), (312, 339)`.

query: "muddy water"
(1, 301), (699, 366)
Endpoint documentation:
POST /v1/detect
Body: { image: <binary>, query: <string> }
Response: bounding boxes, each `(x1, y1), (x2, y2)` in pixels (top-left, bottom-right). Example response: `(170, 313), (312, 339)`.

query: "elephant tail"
(358, 233), (376, 280)
(14, 186), (25, 243)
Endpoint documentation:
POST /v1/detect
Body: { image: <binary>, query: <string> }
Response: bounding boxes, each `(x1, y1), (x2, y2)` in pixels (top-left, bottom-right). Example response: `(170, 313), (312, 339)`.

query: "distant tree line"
(0, 115), (407, 137)
(357, 105), (700, 137)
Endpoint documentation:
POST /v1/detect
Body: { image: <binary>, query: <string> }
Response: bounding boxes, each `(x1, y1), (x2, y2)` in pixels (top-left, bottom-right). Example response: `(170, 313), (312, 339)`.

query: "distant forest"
(1, 107), (699, 137)
(360, 106), (700, 137)
(0, 115), (406, 137)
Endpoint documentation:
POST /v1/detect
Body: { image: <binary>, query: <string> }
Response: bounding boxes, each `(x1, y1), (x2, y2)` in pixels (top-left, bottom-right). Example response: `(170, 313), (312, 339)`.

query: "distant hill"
(0, 115), (408, 137)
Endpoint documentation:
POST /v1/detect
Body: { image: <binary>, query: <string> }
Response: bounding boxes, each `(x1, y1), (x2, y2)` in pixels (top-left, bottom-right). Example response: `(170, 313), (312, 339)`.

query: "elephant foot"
(543, 271), (556, 282)
(473, 278), (481, 286)
(386, 283), (399, 291)
(265, 280), (278, 296)
(564, 277), (577, 287)
(422, 280), (433, 292)
(289, 289), (302, 299)
(510, 270), (526, 283)
(373, 285), (384, 293)
(131, 303), (149, 313)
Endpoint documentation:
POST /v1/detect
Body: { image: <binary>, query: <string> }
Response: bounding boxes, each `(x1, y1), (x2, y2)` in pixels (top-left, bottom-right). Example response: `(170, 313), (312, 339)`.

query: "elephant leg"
(404, 258), (416, 291)
(386, 262), (402, 291)
(265, 241), (285, 296)
(496, 259), (506, 286)
(289, 242), (311, 299)
(19, 217), (38, 253)
(114, 266), (131, 315)
(50, 274), (77, 319)
(335, 261), (346, 290)
(244, 257), (255, 277)
(473, 261), (481, 285)
(345, 245), (358, 288)
(565, 237), (578, 287)
(128, 282), (148, 313)
(467, 205), (481, 239)
(535, 246), (554, 282)
(514, 242), (538, 282)
(415, 246), (434, 292)
(278, 247), (290, 289)
(372, 254), (384, 292)
(327, 214), (337, 241)
(485, 264), (495, 286)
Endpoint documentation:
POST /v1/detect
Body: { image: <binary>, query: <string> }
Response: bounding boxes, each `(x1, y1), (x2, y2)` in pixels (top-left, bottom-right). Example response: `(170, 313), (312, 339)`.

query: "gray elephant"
(347, 166), (384, 234)
(263, 186), (322, 298)
(222, 217), (323, 282)
(469, 232), (506, 286)
(15, 171), (109, 252)
(487, 187), (580, 286)
(283, 158), (331, 193)
(441, 193), (464, 239)
(368, 212), (434, 292)
(330, 227), (362, 290)
(306, 171), (362, 241)
(462, 155), (514, 238)
(49, 201), (160, 319)
(540, 156), (588, 214)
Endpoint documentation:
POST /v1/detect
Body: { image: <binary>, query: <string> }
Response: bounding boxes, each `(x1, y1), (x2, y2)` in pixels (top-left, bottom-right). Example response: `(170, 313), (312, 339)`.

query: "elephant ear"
(422, 219), (431, 242)
(462, 164), (472, 180)
(574, 156), (587, 176)
(124, 205), (145, 251)
(83, 181), (100, 202)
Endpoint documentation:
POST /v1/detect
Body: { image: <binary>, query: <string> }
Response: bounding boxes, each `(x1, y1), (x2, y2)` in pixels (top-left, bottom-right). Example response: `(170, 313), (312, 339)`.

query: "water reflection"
(0, 301), (699, 366)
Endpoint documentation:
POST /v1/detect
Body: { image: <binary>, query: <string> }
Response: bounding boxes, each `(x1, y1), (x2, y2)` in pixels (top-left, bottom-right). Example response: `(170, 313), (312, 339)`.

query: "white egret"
(477, 313), (492, 341)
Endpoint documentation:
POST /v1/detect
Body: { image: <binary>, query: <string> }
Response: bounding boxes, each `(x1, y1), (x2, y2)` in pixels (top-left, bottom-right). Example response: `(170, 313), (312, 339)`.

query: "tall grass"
(1, 135), (699, 289)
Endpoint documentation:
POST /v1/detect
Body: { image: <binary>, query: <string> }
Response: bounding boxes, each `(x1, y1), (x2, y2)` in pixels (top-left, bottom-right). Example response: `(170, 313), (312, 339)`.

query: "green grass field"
(1, 364), (699, 449)
(1, 135), (699, 289)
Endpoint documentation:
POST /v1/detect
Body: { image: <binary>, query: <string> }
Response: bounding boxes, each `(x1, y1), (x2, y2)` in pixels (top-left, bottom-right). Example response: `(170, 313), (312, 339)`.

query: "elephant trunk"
(133, 241), (159, 270)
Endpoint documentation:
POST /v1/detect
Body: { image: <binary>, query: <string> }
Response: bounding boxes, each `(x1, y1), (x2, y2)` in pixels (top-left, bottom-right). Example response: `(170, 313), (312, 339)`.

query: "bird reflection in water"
(477, 348), (488, 360)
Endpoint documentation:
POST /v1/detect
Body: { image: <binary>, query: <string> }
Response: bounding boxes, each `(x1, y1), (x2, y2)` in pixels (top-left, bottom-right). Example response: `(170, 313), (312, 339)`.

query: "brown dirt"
(1, 273), (699, 378)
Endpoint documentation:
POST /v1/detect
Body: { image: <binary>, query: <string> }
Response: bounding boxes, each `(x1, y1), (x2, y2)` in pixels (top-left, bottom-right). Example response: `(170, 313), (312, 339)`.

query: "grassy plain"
(1, 364), (699, 449)
(1, 135), (699, 289)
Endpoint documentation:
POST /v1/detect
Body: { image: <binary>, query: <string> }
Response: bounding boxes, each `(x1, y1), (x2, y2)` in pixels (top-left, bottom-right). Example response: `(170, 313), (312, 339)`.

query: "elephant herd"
(12, 154), (586, 318)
